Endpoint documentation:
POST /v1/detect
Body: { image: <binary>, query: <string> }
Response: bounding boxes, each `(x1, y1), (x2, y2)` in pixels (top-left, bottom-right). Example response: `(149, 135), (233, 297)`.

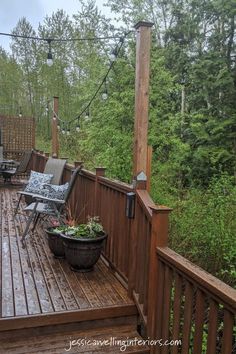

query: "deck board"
(0, 187), (134, 330)
(1, 324), (149, 353)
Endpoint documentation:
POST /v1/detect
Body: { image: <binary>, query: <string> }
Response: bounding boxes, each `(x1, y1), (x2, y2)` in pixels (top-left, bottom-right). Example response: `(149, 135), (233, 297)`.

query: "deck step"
(0, 324), (150, 353)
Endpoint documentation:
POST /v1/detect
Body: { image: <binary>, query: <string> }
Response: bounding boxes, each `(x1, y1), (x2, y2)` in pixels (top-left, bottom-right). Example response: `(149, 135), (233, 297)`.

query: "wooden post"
(146, 145), (152, 193)
(74, 161), (83, 168)
(147, 206), (172, 344)
(52, 96), (59, 157)
(133, 21), (153, 179)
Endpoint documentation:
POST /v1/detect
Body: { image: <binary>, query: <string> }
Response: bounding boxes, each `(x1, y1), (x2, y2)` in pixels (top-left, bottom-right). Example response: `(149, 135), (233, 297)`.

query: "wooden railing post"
(133, 21), (153, 179)
(147, 206), (172, 344)
(74, 161), (83, 168)
(146, 145), (152, 193)
(95, 167), (106, 216)
(52, 96), (59, 158)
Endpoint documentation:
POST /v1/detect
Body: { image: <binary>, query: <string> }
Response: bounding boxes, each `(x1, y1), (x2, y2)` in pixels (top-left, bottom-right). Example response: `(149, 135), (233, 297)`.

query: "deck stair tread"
(0, 324), (150, 353)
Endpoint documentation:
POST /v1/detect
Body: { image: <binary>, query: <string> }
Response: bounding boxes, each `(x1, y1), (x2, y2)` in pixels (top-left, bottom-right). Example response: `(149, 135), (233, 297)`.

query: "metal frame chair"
(15, 157), (67, 216)
(21, 166), (82, 242)
(2, 150), (32, 183)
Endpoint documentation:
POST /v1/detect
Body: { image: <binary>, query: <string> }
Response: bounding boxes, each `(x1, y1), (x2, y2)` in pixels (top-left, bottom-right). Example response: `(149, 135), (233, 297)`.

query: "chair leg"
(14, 194), (22, 217)
(32, 213), (40, 231)
(22, 202), (38, 242)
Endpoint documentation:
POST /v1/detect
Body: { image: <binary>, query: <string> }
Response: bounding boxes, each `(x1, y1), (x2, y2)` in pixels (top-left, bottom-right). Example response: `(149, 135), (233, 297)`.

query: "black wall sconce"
(126, 192), (136, 219)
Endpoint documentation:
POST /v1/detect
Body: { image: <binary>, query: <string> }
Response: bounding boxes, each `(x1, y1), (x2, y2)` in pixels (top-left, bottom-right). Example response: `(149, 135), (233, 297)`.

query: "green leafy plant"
(53, 216), (104, 239)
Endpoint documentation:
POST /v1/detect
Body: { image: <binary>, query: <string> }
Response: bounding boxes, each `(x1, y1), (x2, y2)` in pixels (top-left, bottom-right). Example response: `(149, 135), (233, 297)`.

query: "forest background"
(0, 0), (235, 288)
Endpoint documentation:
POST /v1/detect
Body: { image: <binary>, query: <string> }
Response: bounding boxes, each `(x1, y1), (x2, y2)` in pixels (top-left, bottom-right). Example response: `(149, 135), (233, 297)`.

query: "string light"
(46, 39), (53, 66)
(84, 109), (90, 121)
(0, 31), (131, 69)
(33, 30), (133, 133)
(0, 31), (126, 42)
(18, 106), (22, 117)
(69, 33), (130, 124)
(101, 80), (108, 100)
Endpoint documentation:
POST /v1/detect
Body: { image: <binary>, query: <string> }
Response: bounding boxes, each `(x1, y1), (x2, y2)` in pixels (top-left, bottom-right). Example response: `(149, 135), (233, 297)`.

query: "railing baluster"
(221, 308), (234, 354)
(193, 288), (205, 354)
(154, 260), (165, 354)
(207, 299), (219, 354)
(171, 272), (182, 354)
(181, 281), (194, 354)
(162, 266), (173, 354)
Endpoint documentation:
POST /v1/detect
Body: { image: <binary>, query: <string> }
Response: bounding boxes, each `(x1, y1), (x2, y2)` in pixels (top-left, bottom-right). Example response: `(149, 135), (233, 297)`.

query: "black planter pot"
(61, 232), (107, 272)
(45, 227), (65, 259)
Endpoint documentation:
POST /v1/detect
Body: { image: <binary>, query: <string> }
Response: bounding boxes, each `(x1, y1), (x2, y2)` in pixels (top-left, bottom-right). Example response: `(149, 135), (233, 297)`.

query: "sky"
(0, 0), (115, 51)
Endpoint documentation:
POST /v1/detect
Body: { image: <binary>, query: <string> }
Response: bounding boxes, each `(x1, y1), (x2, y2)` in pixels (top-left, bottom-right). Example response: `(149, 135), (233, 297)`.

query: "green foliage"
(54, 216), (104, 239)
(152, 173), (236, 288)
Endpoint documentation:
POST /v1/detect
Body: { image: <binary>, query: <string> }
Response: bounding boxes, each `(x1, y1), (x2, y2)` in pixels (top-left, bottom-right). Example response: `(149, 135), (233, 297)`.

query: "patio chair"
(21, 166), (82, 242)
(14, 157), (67, 215)
(2, 150), (32, 183)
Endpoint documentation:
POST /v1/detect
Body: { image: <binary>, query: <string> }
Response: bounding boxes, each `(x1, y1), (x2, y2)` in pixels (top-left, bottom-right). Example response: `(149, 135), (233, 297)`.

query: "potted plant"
(45, 224), (66, 259)
(57, 217), (107, 272)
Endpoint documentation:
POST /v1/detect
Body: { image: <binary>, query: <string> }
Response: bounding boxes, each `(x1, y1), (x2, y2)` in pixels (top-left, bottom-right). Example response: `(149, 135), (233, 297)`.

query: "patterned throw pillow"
(42, 182), (69, 200)
(24, 171), (53, 194)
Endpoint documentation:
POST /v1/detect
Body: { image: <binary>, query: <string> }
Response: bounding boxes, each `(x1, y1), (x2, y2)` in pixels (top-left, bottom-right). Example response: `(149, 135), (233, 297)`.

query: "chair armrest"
(33, 195), (65, 205)
(17, 190), (41, 198)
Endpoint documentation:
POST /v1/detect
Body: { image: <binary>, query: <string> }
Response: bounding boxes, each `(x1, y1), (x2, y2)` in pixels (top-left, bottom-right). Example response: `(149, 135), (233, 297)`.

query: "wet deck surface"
(0, 187), (134, 327)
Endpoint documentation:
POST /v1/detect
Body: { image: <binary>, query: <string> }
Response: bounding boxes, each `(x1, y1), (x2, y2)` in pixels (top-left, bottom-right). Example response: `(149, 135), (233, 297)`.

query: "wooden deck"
(0, 187), (136, 332)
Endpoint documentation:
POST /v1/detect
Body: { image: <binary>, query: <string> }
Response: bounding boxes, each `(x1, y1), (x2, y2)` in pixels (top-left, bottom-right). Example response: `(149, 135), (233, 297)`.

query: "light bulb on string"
(57, 124), (60, 131)
(66, 128), (70, 136)
(46, 39), (53, 67)
(61, 124), (66, 135)
(18, 106), (22, 117)
(101, 80), (108, 101)
(76, 118), (81, 132)
(101, 91), (108, 101)
(84, 109), (90, 121)
(109, 46), (118, 62)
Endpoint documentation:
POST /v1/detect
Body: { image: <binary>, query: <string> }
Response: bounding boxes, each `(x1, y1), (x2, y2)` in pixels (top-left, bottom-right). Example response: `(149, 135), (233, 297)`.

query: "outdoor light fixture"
(84, 109), (90, 121)
(101, 80), (108, 100)
(46, 39), (53, 67)
(18, 106), (22, 117)
(126, 192), (136, 219)
(46, 102), (49, 113)
(75, 117), (81, 132)
(109, 47), (118, 61)
(101, 90), (108, 100)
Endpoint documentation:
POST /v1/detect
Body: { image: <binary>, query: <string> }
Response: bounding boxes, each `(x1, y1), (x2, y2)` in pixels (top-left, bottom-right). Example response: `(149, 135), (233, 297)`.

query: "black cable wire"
(67, 31), (132, 126)
(0, 29), (134, 128)
(0, 31), (126, 42)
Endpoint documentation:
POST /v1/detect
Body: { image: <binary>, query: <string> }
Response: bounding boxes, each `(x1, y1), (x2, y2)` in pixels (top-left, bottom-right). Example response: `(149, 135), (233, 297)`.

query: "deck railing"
(29, 151), (236, 353)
